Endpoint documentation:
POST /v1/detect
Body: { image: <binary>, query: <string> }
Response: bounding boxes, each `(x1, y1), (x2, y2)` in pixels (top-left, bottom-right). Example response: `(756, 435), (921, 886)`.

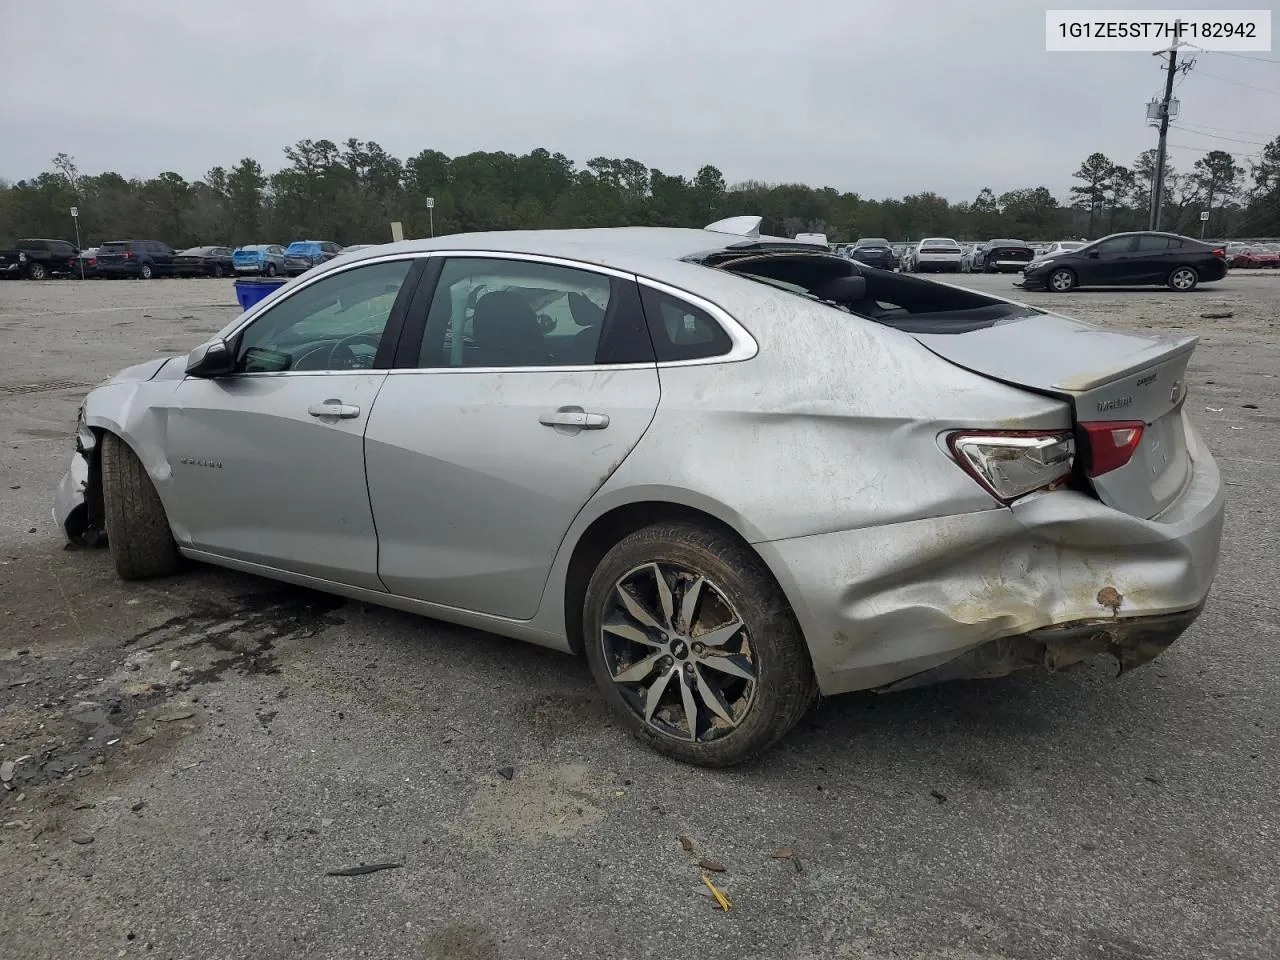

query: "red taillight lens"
(1080, 420), (1145, 477)
(124, 251), (133, 258)
(1211, 248), (1225, 258)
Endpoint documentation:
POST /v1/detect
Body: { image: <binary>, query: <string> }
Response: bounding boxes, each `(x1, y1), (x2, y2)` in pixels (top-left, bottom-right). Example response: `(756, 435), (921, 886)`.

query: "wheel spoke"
(643, 667), (674, 723)
(603, 618), (664, 648)
(650, 563), (675, 629)
(695, 618), (744, 649)
(613, 651), (665, 684)
(678, 671), (700, 741)
(699, 654), (755, 683)
(678, 576), (704, 634)
(615, 584), (664, 632)
(694, 665), (737, 727)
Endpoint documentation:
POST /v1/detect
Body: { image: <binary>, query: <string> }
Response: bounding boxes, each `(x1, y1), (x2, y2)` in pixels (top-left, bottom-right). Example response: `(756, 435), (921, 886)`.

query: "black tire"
(1167, 265), (1199, 292)
(139, 262), (153, 280)
(265, 262), (277, 277)
(582, 521), (817, 767)
(1048, 267), (1077, 292)
(27, 262), (47, 281)
(213, 264), (224, 278)
(100, 433), (180, 580)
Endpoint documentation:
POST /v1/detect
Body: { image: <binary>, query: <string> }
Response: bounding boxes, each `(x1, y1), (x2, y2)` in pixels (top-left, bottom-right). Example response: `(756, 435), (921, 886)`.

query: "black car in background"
(1017, 232), (1227, 292)
(95, 240), (178, 279)
(173, 246), (234, 277)
(0, 238), (79, 279)
(848, 237), (897, 270)
(972, 239), (1035, 273)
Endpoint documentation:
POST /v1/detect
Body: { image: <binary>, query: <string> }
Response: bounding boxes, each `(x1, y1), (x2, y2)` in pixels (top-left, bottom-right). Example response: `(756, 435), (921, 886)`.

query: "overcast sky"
(1, 0), (1274, 202)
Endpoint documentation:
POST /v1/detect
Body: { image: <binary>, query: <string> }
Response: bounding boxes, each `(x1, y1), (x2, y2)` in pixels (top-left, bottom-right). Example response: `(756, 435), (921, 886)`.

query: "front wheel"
(265, 262), (277, 277)
(582, 522), (817, 767)
(213, 264), (224, 278)
(139, 262), (153, 280)
(101, 433), (180, 580)
(1168, 265), (1199, 292)
(27, 262), (47, 281)
(1048, 267), (1077, 292)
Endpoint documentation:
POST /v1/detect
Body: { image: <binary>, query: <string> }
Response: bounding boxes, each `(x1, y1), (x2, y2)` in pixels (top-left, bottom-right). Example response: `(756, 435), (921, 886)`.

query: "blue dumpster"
(233, 277), (288, 312)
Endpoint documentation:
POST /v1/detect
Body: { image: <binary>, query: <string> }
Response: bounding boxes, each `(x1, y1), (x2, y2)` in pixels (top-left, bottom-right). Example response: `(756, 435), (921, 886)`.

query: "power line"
(1167, 142), (1263, 160)
(1170, 125), (1271, 147)
(1173, 120), (1277, 139)
(1200, 49), (1280, 65)
(1195, 69), (1280, 96)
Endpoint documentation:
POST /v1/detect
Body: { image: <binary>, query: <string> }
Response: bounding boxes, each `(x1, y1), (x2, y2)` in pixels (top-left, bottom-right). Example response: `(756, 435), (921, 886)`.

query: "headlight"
(1028, 258), (1054, 270)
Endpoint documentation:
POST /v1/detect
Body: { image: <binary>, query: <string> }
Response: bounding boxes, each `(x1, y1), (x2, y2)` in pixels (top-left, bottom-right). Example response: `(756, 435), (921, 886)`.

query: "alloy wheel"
(1170, 267), (1196, 290)
(601, 562), (757, 743)
(1050, 269), (1074, 292)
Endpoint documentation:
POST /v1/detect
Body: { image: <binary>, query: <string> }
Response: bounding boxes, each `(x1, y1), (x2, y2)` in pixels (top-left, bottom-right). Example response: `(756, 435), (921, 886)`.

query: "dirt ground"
(0, 271), (1277, 960)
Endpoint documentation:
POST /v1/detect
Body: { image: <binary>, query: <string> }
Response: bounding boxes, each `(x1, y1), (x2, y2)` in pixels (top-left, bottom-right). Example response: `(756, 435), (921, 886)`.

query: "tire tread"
(101, 433), (180, 580)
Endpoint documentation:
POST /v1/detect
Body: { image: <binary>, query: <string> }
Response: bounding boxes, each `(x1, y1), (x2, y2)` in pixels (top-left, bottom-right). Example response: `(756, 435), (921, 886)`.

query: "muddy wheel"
(1168, 265), (1199, 292)
(101, 432), (180, 580)
(583, 522), (817, 767)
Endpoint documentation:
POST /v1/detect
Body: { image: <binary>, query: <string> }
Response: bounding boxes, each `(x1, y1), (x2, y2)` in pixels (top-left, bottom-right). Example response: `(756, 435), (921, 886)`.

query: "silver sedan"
(53, 217), (1225, 766)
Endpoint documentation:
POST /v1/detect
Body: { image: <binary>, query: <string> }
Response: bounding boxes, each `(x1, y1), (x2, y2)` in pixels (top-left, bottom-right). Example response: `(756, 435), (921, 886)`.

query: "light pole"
(71, 206), (84, 279)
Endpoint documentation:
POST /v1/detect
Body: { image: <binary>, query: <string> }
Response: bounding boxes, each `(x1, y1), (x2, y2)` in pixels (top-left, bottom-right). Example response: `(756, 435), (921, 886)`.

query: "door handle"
(539, 409), (610, 430)
(308, 401), (361, 419)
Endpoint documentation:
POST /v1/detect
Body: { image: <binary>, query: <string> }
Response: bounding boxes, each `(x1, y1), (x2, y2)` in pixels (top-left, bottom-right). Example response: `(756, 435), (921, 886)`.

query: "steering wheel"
(327, 332), (382, 370)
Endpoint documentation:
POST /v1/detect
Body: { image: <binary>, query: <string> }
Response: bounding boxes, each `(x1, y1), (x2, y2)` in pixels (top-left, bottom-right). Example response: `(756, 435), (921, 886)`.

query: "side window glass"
(638, 287), (733, 362)
(234, 259), (412, 374)
(417, 258), (616, 368)
(1137, 236), (1172, 252)
(1093, 237), (1131, 255)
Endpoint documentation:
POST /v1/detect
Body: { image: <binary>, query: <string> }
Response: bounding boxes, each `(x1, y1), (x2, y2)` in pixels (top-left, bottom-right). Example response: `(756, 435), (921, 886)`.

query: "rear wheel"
(265, 262), (277, 277)
(139, 262), (153, 280)
(101, 433), (180, 580)
(213, 264), (224, 278)
(1048, 267), (1077, 292)
(27, 262), (47, 281)
(1168, 265), (1199, 292)
(582, 522), (817, 766)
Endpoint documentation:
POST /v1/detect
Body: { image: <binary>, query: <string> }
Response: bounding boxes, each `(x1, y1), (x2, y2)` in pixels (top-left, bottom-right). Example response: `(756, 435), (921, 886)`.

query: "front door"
(1079, 235), (1138, 284)
(364, 254), (661, 620)
(163, 257), (418, 589)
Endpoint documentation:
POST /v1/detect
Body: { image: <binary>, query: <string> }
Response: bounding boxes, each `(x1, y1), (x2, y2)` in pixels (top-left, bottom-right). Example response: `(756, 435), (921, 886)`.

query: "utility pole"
(1148, 29), (1195, 231)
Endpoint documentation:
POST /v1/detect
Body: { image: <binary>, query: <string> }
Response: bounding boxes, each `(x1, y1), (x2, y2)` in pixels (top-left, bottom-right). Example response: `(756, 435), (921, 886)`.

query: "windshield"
(856, 239), (890, 247)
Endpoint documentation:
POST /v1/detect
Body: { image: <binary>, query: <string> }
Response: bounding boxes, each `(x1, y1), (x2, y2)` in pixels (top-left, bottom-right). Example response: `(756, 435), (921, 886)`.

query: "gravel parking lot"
(1, 273), (1277, 960)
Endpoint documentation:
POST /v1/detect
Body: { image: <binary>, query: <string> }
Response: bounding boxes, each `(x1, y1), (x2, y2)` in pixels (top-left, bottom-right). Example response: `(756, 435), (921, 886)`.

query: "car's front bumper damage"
(52, 417), (97, 541)
(758, 419), (1225, 696)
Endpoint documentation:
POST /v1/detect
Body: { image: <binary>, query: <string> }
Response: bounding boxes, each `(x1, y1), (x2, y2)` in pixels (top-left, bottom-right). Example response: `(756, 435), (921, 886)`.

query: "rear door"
(1124, 235), (1176, 284)
(364, 253), (661, 619)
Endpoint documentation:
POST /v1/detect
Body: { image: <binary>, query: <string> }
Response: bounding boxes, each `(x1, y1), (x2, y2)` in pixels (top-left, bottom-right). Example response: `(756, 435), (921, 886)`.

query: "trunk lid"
(911, 313), (1196, 519)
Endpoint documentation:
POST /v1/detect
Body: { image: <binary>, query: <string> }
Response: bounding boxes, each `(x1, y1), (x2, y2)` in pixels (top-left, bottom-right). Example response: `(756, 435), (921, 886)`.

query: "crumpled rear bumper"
(757, 420), (1225, 696)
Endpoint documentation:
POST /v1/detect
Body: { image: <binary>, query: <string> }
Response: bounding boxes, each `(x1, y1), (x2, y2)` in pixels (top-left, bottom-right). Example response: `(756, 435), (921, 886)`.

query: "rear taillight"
(124, 250), (133, 259)
(947, 431), (1075, 503)
(1211, 248), (1225, 258)
(1079, 420), (1145, 477)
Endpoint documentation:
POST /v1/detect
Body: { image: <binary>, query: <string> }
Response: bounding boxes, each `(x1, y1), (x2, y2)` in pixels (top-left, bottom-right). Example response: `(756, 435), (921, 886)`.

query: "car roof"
(328, 221), (827, 277)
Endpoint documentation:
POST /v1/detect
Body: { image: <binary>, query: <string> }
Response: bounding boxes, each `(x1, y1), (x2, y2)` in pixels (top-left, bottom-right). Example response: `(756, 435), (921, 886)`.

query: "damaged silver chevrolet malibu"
(52, 216), (1225, 766)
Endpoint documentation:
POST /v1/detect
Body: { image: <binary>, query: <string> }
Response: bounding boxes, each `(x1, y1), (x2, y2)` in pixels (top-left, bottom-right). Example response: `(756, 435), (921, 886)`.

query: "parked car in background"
(283, 240), (344, 276)
(0, 238), (80, 279)
(906, 237), (962, 273)
(174, 246), (235, 277)
(1231, 245), (1280, 269)
(232, 244), (287, 277)
(52, 216), (1225, 766)
(73, 247), (100, 278)
(848, 238), (897, 270)
(960, 243), (982, 272)
(1034, 240), (1087, 263)
(1017, 231), (1227, 292)
(971, 239), (1035, 273)
(94, 240), (177, 279)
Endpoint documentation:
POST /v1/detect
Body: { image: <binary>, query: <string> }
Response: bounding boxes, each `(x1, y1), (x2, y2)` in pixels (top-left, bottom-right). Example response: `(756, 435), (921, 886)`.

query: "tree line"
(1, 135), (1277, 251)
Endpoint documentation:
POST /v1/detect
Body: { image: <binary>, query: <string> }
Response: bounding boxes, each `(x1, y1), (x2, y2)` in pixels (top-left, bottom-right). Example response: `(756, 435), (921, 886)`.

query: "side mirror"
(819, 275), (868, 303)
(185, 338), (235, 378)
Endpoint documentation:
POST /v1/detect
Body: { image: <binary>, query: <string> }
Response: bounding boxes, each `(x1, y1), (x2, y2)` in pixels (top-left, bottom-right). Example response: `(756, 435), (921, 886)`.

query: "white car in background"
(1032, 241), (1087, 263)
(907, 238), (963, 273)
